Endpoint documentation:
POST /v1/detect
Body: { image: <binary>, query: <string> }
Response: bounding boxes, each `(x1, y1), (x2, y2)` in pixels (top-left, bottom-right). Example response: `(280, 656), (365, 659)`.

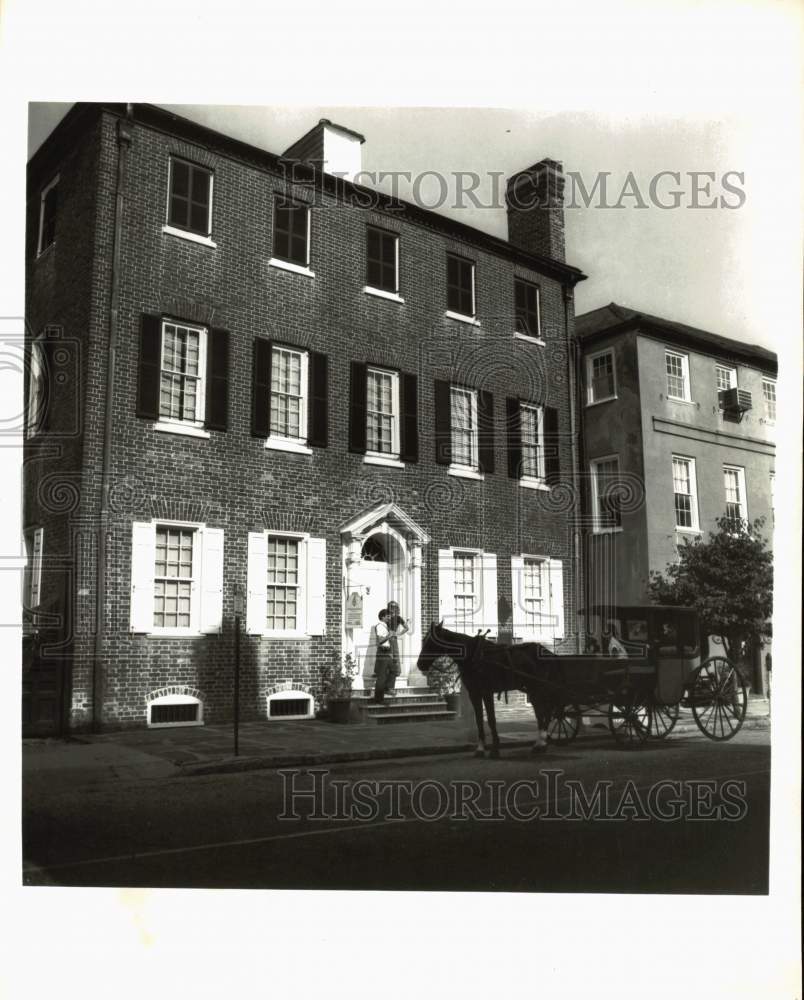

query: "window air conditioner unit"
(720, 387), (752, 413)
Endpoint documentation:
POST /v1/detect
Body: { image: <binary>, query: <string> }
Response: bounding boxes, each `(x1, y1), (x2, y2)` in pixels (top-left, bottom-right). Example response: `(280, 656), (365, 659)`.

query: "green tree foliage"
(648, 517), (773, 662)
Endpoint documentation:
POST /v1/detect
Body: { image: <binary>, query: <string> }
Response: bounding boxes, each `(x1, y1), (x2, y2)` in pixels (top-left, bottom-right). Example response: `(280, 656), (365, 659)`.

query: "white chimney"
(282, 119), (365, 182)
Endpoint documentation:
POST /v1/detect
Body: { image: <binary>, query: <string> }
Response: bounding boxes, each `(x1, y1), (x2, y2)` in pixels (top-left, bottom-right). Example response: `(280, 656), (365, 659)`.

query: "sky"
(27, 102), (782, 351)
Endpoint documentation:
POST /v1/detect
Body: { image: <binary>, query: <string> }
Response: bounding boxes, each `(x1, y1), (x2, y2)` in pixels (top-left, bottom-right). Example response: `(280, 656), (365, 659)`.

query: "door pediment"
(340, 503), (430, 545)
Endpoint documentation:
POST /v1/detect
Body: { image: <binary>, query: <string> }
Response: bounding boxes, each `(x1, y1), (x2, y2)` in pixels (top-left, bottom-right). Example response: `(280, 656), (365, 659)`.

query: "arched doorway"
(350, 529), (405, 683)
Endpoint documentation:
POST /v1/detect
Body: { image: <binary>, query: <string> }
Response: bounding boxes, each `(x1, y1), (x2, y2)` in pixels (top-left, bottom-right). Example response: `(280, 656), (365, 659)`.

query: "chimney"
(505, 158), (566, 262)
(282, 119), (365, 182)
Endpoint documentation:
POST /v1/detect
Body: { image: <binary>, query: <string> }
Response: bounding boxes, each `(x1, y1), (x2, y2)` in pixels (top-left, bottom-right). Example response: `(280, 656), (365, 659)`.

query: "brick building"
(23, 103), (586, 735)
(575, 303), (776, 687)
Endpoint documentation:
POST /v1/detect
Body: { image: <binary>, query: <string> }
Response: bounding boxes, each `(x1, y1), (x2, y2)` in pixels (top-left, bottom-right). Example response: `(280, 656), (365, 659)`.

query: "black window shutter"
(136, 314), (162, 420)
(251, 338), (273, 438)
(433, 379), (452, 466)
(308, 351), (328, 448)
(399, 372), (418, 463)
(506, 396), (522, 479)
(478, 390), (495, 475)
(349, 361), (367, 453)
(544, 405), (560, 485)
(205, 328), (229, 431)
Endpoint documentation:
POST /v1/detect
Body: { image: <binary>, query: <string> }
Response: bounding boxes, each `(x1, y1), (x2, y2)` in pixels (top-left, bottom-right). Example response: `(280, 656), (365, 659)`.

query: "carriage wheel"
(608, 693), (651, 746)
(547, 705), (581, 744)
(690, 657), (747, 741)
(649, 702), (680, 739)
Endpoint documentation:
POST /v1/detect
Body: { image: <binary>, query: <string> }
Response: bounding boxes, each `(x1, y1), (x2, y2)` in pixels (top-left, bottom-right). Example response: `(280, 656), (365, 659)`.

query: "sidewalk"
(22, 696), (770, 784)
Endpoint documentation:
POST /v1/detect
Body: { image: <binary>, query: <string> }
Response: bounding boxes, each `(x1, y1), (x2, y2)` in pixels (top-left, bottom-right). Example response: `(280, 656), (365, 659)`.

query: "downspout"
(563, 284), (582, 653)
(91, 105), (133, 732)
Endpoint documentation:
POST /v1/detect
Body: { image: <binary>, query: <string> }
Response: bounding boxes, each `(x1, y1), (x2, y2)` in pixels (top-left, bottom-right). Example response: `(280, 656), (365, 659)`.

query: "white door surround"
(340, 503), (430, 690)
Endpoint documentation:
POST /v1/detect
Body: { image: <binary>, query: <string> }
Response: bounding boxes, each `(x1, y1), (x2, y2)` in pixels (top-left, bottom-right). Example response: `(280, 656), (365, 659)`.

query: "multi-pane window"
(672, 456), (699, 530)
(367, 227), (398, 293)
(446, 254), (475, 317)
(167, 159), (212, 236)
(160, 321), (205, 423)
(520, 404), (545, 480)
(37, 175), (59, 255)
(450, 387), (478, 469)
(27, 339), (46, 437)
(514, 278), (540, 339)
(453, 551), (478, 630)
(366, 367), (399, 455)
(715, 365), (737, 393)
(762, 378), (776, 422)
(153, 527), (195, 629)
(587, 350), (616, 404)
(270, 346), (307, 441)
(273, 200), (309, 266)
(724, 466), (747, 524)
(591, 457), (622, 531)
(266, 535), (300, 631)
(665, 350), (690, 401)
(522, 557), (546, 633)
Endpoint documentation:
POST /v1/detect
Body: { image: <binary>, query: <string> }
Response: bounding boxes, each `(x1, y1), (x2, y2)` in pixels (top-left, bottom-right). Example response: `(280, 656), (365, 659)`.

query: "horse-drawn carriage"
(417, 605), (749, 756)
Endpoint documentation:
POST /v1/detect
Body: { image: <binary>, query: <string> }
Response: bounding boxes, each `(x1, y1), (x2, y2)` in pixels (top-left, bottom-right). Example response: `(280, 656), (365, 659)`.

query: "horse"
(417, 621), (565, 758)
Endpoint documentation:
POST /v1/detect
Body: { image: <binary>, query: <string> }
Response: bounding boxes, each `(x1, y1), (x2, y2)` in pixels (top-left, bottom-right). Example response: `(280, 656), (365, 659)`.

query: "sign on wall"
(345, 591), (364, 629)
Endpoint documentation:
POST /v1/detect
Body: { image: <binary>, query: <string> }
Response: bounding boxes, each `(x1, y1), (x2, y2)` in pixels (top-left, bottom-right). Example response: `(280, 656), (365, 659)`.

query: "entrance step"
(372, 710), (457, 725)
(353, 688), (457, 724)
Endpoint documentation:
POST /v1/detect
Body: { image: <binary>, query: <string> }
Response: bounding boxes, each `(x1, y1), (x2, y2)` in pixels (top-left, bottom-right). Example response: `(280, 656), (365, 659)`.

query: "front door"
(352, 560), (394, 680)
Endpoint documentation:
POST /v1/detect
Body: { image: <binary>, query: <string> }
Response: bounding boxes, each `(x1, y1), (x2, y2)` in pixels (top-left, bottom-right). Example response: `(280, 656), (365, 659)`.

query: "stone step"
(361, 699), (448, 715)
(372, 710), (457, 725)
(353, 694), (443, 707)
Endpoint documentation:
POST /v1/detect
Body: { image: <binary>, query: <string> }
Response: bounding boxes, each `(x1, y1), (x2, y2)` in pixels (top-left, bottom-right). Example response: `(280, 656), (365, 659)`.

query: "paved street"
(23, 729), (769, 892)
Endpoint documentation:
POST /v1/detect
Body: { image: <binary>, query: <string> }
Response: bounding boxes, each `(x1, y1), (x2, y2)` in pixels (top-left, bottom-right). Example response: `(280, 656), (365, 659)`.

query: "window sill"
(269, 257), (315, 278)
(364, 454), (405, 469)
(591, 527), (623, 535)
(363, 286), (405, 304)
(162, 225), (217, 248)
(519, 478), (550, 491)
(153, 421), (211, 439)
(666, 396), (695, 405)
(257, 631), (313, 640)
(448, 466), (484, 481)
(675, 527), (702, 535)
(513, 331), (545, 346)
(144, 631), (203, 638)
(586, 395), (618, 408)
(445, 310), (480, 327)
(265, 437), (313, 455)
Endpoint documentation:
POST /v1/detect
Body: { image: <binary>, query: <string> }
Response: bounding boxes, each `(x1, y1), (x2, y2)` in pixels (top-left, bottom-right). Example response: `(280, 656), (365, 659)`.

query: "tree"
(648, 517), (773, 669)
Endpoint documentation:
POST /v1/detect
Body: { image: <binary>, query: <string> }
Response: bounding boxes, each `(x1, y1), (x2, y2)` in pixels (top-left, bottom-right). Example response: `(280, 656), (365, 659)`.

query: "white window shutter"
(246, 531), (268, 635)
(200, 527), (225, 634)
(130, 521), (155, 633)
(306, 537), (327, 635)
(480, 552), (498, 636)
(437, 549), (456, 628)
(548, 559), (565, 640)
(510, 555), (526, 639)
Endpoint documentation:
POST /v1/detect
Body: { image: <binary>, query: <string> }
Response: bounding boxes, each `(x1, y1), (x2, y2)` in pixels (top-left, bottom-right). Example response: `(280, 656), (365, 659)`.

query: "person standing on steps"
(385, 601), (409, 697)
(372, 609), (393, 704)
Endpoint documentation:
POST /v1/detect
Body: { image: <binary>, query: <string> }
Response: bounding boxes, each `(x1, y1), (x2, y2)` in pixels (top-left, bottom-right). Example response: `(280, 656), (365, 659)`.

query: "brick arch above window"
(169, 143), (217, 170)
(259, 510), (317, 533)
(147, 499), (214, 523)
(158, 297), (219, 326)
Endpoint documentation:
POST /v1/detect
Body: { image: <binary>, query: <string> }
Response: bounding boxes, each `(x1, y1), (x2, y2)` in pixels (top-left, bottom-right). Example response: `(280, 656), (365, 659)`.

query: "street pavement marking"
(23, 767), (769, 876)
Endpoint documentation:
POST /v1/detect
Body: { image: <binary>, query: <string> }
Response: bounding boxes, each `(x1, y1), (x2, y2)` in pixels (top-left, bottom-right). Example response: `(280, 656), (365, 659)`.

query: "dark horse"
(417, 621), (565, 757)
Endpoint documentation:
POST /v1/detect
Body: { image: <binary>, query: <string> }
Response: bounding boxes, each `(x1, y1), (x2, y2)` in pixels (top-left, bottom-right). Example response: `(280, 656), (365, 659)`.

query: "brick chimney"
(505, 158), (566, 262)
(282, 119), (365, 182)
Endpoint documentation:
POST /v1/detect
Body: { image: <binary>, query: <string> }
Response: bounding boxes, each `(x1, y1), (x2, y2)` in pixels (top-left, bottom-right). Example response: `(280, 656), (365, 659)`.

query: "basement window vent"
(147, 694), (203, 728)
(266, 690), (314, 721)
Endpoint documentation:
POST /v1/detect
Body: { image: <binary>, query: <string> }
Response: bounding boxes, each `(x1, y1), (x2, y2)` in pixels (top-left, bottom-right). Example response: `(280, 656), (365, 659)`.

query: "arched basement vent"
(266, 690), (314, 720)
(148, 694), (203, 728)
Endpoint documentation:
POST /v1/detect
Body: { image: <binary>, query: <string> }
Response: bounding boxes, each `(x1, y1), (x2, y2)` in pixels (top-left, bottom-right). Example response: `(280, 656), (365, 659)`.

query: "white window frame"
(26, 337), (46, 439)
(445, 254), (477, 324)
(263, 531), (308, 637)
(519, 403), (546, 487)
(23, 527), (44, 610)
(364, 227), (401, 299)
(267, 345), (309, 448)
(37, 174), (59, 256)
(154, 319), (208, 432)
(586, 348), (617, 405)
(511, 554), (565, 642)
(513, 277), (543, 344)
(365, 366), (401, 461)
(762, 378), (776, 423)
(672, 455), (700, 533)
(162, 157), (216, 248)
(723, 465), (748, 524)
(665, 349), (691, 402)
(451, 548), (481, 633)
(150, 521), (202, 636)
(715, 364), (737, 393)
(449, 386), (480, 476)
(590, 455), (623, 534)
(269, 200), (313, 276)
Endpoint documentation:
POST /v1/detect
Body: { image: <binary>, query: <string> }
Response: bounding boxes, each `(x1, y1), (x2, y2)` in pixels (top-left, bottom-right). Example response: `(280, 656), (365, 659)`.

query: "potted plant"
(321, 652), (358, 723)
(427, 656), (462, 715)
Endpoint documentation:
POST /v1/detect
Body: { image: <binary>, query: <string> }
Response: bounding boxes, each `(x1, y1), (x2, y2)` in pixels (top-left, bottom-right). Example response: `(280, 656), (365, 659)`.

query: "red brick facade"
(24, 104), (586, 733)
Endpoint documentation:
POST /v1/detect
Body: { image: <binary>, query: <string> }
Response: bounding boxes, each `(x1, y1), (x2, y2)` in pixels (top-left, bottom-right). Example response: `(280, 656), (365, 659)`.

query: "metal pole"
(234, 612), (240, 756)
